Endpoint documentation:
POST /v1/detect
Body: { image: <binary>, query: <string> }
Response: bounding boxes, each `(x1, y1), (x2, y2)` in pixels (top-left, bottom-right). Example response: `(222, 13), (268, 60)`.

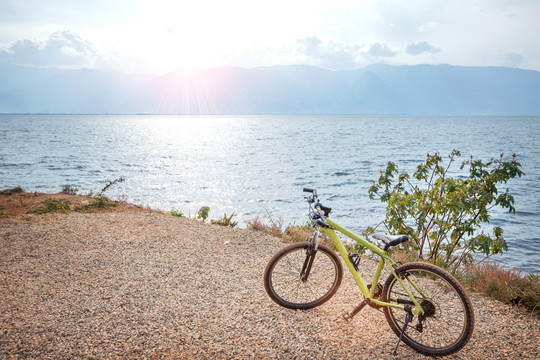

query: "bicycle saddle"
(373, 234), (409, 251)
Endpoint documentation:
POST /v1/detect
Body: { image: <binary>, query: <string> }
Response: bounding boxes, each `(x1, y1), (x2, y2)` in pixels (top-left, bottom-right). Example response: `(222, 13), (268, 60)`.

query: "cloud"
(366, 42), (398, 57)
(405, 41), (441, 55)
(296, 37), (401, 69)
(296, 36), (323, 58)
(296, 36), (362, 70)
(0, 31), (97, 67)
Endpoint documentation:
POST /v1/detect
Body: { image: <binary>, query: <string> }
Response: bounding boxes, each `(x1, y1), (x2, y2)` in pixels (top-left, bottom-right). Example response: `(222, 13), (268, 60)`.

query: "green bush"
(369, 150), (524, 272)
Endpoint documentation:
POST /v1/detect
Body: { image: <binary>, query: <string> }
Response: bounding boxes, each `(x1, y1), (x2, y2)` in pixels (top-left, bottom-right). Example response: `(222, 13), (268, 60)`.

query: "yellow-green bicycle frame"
(320, 218), (426, 316)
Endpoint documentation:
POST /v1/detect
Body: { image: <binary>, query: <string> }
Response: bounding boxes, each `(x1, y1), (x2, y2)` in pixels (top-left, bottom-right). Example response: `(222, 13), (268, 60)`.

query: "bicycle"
(264, 188), (474, 356)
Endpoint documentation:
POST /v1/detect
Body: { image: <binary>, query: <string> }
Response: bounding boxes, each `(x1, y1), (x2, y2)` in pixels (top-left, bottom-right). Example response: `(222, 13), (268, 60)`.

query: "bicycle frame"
(320, 218), (425, 315)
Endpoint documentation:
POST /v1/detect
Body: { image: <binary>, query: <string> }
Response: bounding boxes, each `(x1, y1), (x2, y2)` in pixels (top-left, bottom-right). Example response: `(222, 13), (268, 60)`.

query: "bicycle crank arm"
(343, 299), (369, 321)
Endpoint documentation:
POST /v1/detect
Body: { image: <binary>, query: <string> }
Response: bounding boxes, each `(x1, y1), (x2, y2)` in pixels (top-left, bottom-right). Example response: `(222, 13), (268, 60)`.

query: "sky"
(0, 0), (539, 74)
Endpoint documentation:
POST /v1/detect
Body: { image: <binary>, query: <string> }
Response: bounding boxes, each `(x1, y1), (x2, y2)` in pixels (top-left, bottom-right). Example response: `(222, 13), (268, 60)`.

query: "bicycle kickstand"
(342, 299), (369, 321)
(393, 306), (414, 355)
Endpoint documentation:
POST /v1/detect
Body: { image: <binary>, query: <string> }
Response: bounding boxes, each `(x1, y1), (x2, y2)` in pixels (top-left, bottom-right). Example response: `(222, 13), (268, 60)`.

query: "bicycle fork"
(300, 249), (316, 282)
(301, 232), (321, 282)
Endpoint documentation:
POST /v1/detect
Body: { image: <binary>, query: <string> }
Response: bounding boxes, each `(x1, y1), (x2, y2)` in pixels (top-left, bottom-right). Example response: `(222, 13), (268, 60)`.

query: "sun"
(105, 0), (313, 74)
(134, 1), (254, 72)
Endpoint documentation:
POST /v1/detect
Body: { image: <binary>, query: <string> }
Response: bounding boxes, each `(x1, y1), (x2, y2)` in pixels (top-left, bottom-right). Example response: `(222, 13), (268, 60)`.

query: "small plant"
(211, 213), (238, 228)
(197, 206), (211, 222)
(246, 215), (283, 238)
(30, 199), (71, 214)
(75, 177), (124, 212)
(169, 209), (185, 218)
(0, 186), (24, 196)
(98, 178), (125, 197)
(282, 226), (311, 243)
(75, 197), (118, 212)
(61, 185), (79, 195)
(282, 222), (314, 243)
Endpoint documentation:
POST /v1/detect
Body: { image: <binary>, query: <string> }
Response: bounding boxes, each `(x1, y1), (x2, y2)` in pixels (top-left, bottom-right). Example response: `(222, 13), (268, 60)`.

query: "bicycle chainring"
(367, 283), (383, 309)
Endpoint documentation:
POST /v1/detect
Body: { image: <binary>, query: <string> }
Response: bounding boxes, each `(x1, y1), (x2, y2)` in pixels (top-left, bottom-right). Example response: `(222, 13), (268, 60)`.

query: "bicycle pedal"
(342, 312), (353, 322)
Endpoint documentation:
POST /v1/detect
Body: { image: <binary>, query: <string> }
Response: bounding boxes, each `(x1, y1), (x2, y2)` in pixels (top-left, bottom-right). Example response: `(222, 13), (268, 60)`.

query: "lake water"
(1, 115), (539, 273)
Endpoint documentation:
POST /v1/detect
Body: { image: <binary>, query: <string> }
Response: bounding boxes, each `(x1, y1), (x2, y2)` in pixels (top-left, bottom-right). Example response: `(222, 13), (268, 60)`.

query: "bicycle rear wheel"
(264, 242), (342, 309)
(382, 262), (474, 356)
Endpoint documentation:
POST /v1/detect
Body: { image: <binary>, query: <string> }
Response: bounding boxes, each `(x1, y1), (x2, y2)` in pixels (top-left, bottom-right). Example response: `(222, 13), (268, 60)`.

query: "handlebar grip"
(303, 188), (314, 193)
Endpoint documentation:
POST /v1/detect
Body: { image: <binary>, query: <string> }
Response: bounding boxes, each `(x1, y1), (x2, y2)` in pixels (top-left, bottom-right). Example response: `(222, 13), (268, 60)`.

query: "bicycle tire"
(382, 262), (474, 356)
(264, 242), (343, 309)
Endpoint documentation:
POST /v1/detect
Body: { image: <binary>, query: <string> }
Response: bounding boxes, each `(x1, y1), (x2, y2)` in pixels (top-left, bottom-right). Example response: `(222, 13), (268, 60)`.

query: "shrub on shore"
(30, 199), (71, 214)
(369, 150), (524, 273)
(0, 186), (24, 196)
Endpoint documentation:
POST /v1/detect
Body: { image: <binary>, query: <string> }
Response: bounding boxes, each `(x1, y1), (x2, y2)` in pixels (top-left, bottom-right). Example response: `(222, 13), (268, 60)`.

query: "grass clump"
(75, 197), (118, 213)
(169, 209), (185, 218)
(282, 222), (315, 243)
(246, 217), (283, 237)
(211, 213), (238, 228)
(461, 262), (539, 314)
(0, 186), (24, 196)
(61, 185), (79, 195)
(75, 178), (124, 212)
(30, 199), (71, 214)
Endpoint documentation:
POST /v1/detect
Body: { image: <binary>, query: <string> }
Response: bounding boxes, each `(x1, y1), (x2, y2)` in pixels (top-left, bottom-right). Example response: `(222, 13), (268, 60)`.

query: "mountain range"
(1, 63), (539, 115)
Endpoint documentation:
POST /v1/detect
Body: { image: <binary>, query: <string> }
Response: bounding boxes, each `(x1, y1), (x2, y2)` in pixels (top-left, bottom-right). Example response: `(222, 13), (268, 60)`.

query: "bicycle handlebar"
(304, 188), (332, 225)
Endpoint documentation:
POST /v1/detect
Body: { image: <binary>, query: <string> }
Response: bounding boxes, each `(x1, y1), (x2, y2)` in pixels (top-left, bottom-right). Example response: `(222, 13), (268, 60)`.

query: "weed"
(246, 217), (282, 237)
(61, 185), (79, 195)
(0, 187), (24, 196)
(99, 178), (125, 196)
(282, 224), (312, 243)
(75, 197), (118, 212)
(197, 206), (210, 222)
(30, 199), (71, 214)
(169, 210), (185, 218)
(74, 178), (124, 212)
(211, 213), (238, 228)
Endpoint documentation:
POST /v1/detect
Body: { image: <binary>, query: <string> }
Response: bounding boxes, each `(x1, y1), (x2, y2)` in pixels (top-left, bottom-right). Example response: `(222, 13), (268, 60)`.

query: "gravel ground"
(1, 211), (538, 359)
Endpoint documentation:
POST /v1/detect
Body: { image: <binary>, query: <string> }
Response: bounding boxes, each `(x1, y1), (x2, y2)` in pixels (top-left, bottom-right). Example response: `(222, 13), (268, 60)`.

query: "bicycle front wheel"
(382, 262), (474, 356)
(264, 242), (342, 309)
